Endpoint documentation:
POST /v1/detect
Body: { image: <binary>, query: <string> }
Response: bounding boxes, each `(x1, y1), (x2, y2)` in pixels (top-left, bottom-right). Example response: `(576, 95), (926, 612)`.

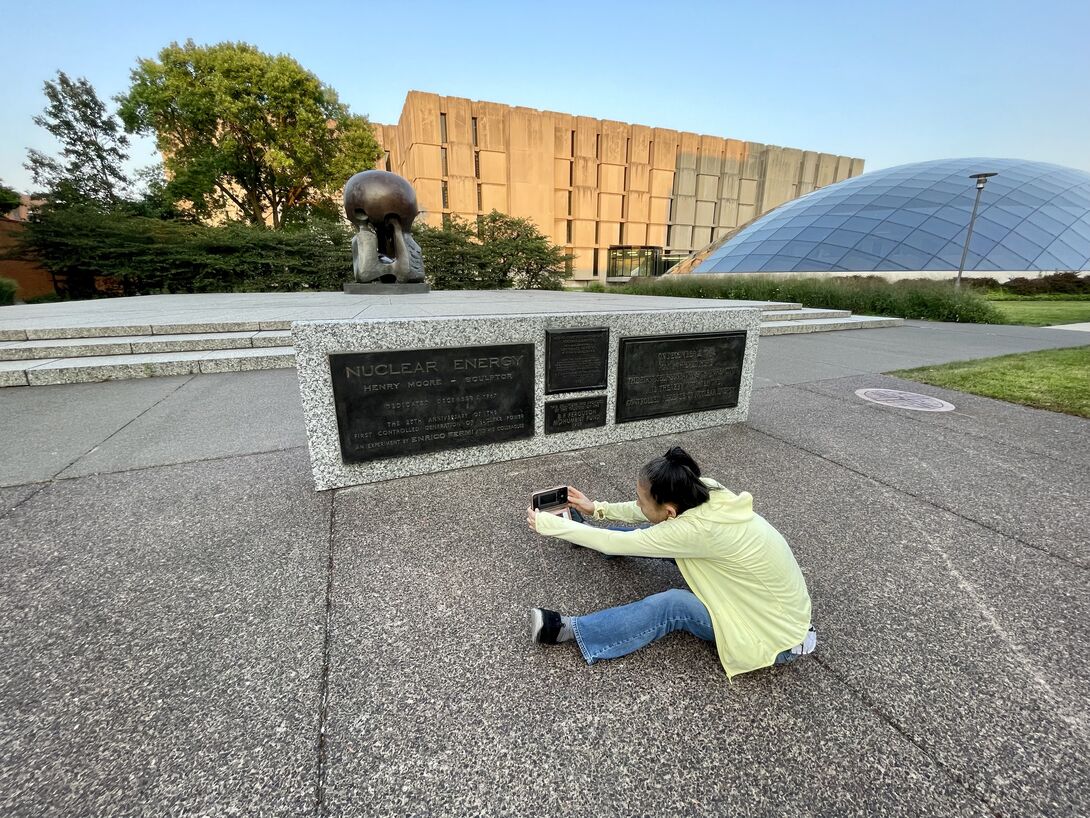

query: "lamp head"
(969, 171), (998, 190)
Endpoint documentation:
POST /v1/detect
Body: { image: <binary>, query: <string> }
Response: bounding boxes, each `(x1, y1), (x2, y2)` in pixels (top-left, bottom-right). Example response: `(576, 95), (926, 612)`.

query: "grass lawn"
(988, 300), (1090, 326)
(891, 346), (1090, 418)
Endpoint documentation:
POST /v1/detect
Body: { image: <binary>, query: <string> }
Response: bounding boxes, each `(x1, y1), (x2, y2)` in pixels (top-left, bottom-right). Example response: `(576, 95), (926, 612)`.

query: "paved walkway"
(1, 323), (1087, 817)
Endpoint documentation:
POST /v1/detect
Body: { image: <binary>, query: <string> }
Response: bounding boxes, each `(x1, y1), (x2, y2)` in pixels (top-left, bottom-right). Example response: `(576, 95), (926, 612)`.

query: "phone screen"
(532, 487), (568, 509)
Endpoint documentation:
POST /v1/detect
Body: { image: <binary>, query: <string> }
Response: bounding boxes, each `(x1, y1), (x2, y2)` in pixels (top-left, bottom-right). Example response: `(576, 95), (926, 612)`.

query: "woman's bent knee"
(650, 588), (706, 620)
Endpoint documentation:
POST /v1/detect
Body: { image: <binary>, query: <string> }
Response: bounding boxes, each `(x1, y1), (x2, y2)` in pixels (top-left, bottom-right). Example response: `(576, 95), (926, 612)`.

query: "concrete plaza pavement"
(1, 321), (1087, 816)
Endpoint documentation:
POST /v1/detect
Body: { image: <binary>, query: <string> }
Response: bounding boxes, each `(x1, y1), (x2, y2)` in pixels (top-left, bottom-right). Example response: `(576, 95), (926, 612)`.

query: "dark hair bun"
(639, 447), (709, 514)
(663, 446), (701, 477)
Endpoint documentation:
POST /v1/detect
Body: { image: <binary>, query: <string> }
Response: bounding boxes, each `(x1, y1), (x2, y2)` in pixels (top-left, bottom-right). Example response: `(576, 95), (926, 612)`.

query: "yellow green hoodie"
(533, 478), (812, 679)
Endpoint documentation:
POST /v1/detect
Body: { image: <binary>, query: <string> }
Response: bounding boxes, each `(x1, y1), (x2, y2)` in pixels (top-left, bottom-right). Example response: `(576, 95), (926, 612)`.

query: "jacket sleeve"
(590, 500), (649, 524)
(534, 511), (708, 558)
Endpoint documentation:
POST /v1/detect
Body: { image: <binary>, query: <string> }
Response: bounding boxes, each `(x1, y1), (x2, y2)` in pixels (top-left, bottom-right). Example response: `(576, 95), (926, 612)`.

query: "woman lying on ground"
(525, 446), (817, 679)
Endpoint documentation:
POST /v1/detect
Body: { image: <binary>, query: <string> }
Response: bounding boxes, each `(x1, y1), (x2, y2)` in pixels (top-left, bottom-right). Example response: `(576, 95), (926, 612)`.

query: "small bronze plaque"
(545, 327), (609, 394)
(544, 395), (607, 435)
(616, 331), (746, 423)
(330, 343), (534, 462)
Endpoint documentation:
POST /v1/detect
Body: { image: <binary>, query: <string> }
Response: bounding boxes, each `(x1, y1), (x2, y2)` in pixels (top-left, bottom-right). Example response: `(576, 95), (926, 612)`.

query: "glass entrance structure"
(606, 247), (692, 277)
(607, 246), (661, 277)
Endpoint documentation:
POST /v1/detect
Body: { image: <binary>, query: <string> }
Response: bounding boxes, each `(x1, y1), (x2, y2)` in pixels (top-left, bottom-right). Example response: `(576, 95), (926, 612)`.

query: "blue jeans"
(571, 588), (800, 666)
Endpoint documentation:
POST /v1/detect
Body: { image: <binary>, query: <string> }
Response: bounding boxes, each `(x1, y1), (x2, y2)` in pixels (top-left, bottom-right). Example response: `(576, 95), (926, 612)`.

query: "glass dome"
(690, 158), (1090, 273)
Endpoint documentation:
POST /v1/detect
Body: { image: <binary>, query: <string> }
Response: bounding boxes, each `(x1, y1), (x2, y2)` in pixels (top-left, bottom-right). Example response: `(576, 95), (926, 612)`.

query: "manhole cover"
(855, 388), (955, 412)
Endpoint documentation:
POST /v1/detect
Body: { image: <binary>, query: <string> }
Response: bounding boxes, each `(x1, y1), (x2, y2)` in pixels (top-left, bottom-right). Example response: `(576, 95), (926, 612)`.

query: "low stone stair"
(0, 306), (901, 387)
(761, 314), (903, 334)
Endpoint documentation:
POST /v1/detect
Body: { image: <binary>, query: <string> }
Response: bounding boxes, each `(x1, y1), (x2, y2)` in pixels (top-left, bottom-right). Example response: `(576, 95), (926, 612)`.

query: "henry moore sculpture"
(343, 170), (426, 285)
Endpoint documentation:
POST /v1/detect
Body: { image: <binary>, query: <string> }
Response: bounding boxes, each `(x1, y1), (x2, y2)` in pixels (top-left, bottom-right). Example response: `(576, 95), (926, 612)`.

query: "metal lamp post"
(955, 172), (998, 289)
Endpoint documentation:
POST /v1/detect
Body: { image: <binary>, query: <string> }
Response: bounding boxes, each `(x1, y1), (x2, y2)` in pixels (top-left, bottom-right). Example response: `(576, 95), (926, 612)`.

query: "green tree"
(415, 217), (488, 290)
(0, 181), (21, 216)
(127, 164), (187, 220)
(416, 211), (572, 290)
(476, 210), (571, 289)
(24, 71), (132, 206)
(118, 40), (383, 229)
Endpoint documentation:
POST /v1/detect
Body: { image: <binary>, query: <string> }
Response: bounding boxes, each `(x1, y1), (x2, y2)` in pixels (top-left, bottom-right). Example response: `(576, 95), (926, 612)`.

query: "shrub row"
(16, 205), (571, 299)
(16, 205), (352, 299)
(998, 271), (1090, 296)
(0, 276), (16, 306)
(588, 274), (1005, 323)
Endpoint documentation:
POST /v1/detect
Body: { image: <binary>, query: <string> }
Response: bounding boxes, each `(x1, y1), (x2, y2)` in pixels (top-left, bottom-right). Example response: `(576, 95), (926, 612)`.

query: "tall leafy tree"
(118, 40), (383, 228)
(476, 211), (572, 289)
(24, 71), (132, 206)
(415, 217), (490, 290)
(416, 212), (571, 290)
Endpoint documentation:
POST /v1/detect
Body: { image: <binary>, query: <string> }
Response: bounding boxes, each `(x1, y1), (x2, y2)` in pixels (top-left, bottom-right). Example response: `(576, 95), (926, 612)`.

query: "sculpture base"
(292, 294), (762, 490)
(344, 282), (430, 295)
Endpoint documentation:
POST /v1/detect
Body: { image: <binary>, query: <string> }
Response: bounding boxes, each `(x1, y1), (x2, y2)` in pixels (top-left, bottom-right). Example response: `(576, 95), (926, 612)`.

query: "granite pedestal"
(343, 282), (430, 294)
(293, 301), (760, 489)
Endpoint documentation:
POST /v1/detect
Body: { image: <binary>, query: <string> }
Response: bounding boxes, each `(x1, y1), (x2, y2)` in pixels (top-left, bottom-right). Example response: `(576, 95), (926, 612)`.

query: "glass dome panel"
(692, 158), (1090, 274)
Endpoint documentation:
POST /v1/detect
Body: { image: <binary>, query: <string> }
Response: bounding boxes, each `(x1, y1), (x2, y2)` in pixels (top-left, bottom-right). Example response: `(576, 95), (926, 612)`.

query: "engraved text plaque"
(330, 343), (535, 462)
(544, 395), (607, 434)
(616, 332), (746, 422)
(545, 327), (609, 394)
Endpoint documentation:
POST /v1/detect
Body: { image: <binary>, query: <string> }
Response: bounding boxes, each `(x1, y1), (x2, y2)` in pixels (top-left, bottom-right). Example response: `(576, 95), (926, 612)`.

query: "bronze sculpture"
(343, 170), (426, 285)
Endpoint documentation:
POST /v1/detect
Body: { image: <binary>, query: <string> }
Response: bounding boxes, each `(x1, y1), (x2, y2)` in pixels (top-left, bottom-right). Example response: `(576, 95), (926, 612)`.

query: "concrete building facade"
(373, 91), (864, 283)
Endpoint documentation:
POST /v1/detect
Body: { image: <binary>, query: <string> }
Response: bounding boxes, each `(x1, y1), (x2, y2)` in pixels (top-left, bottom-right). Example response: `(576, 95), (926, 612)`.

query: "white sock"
(558, 615), (574, 643)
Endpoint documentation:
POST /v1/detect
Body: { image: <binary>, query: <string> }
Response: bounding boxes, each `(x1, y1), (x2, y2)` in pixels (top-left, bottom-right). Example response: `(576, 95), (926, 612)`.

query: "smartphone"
(532, 485), (571, 519)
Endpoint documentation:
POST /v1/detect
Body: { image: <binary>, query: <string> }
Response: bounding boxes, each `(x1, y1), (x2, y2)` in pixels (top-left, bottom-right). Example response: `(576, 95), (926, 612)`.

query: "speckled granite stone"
(197, 347), (296, 374)
(293, 307), (760, 490)
(23, 325), (153, 340)
(0, 363), (30, 387)
(27, 356), (201, 385)
(150, 321), (264, 335)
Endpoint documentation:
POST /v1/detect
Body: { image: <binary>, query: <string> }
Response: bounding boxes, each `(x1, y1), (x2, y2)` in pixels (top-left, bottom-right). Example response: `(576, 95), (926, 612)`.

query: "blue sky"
(3, 0), (1088, 193)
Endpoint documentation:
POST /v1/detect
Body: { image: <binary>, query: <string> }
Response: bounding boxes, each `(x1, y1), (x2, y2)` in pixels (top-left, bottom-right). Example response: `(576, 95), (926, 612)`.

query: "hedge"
(587, 274), (1004, 323)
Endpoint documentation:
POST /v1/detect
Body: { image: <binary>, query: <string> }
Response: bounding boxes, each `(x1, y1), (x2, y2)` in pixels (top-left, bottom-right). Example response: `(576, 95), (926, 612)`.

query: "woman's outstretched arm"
(530, 508), (706, 559)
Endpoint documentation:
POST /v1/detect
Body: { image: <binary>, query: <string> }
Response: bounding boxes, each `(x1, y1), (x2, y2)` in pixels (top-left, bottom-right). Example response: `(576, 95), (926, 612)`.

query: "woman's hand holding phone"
(567, 486), (595, 516)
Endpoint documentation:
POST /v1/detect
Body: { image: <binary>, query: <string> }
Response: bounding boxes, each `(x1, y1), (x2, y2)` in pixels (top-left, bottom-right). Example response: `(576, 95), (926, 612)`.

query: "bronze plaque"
(544, 395), (607, 434)
(545, 328), (609, 394)
(330, 343), (534, 462)
(616, 332), (746, 423)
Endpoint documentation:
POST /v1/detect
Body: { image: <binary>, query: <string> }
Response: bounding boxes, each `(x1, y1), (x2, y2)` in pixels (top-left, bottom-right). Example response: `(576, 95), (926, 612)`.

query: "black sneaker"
(529, 608), (564, 645)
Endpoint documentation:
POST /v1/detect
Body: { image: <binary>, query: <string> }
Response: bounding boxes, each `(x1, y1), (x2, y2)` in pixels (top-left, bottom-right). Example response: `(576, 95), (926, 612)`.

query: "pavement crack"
(813, 656), (1005, 818)
(0, 482), (49, 523)
(745, 423), (1087, 571)
(315, 489), (337, 817)
(49, 445), (308, 483)
(50, 374), (197, 481)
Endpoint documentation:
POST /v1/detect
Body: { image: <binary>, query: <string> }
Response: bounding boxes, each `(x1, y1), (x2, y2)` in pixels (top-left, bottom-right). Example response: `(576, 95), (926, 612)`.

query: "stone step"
(0, 321), (296, 342)
(0, 347), (296, 388)
(0, 330), (292, 361)
(760, 315), (904, 335)
(761, 308), (852, 322)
